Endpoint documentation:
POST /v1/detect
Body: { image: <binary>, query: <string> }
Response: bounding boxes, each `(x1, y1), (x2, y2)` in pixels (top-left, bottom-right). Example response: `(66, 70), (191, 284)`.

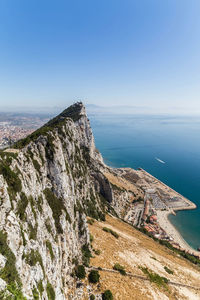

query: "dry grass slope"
(88, 215), (200, 300)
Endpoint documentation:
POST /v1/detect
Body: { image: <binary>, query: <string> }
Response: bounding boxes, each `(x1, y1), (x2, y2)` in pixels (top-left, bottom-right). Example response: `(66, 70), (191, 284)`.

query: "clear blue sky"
(0, 0), (200, 113)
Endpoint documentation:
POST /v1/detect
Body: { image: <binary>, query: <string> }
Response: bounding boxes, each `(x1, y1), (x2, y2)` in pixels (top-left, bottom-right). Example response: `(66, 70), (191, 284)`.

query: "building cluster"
(0, 125), (34, 149)
(141, 200), (200, 259)
(0, 113), (50, 149)
(143, 213), (172, 241)
(141, 199), (172, 240)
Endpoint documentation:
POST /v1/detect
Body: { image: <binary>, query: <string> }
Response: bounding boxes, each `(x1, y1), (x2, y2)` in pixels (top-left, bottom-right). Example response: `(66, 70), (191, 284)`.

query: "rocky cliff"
(0, 102), (111, 299)
(1, 102), (198, 300)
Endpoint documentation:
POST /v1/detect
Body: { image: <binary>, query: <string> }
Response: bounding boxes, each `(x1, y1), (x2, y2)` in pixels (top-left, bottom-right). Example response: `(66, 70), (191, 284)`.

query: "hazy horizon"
(0, 102), (200, 116)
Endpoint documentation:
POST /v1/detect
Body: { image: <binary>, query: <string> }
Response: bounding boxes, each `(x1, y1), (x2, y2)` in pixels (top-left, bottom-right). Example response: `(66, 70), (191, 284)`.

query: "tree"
(102, 290), (113, 300)
(88, 270), (100, 283)
(75, 265), (86, 279)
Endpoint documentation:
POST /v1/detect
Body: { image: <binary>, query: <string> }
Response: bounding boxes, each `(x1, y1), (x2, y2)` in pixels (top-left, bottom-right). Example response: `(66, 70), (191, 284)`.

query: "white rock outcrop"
(0, 103), (105, 299)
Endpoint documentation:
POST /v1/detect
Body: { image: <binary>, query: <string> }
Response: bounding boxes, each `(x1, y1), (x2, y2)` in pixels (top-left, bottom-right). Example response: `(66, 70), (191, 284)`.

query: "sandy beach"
(157, 210), (200, 257)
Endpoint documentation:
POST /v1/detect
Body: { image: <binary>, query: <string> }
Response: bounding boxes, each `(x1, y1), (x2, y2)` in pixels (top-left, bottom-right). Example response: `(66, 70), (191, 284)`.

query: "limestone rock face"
(0, 102), (142, 299)
(0, 103), (105, 299)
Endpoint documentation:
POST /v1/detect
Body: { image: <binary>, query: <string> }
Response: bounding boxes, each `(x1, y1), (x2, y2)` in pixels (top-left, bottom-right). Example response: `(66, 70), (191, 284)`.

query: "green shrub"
(113, 263), (126, 275)
(16, 192), (28, 221)
(90, 234), (94, 243)
(20, 227), (26, 246)
(45, 135), (55, 161)
(102, 290), (113, 300)
(139, 266), (168, 288)
(46, 282), (55, 300)
(94, 249), (101, 255)
(81, 244), (92, 266)
(88, 270), (100, 283)
(0, 231), (21, 285)
(29, 196), (37, 220)
(98, 212), (106, 221)
(102, 227), (119, 239)
(28, 223), (38, 240)
(85, 199), (99, 220)
(32, 159), (41, 174)
(90, 295), (95, 300)
(37, 195), (43, 213)
(164, 266), (174, 275)
(46, 240), (55, 260)
(7, 283), (26, 299)
(37, 280), (44, 297)
(75, 265), (86, 279)
(25, 249), (45, 275)
(32, 287), (39, 300)
(45, 218), (52, 235)
(65, 210), (72, 224)
(0, 163), (22, 200)
(44, 188), (70, 234)
(87, 218), (95, 225)
(0, 151), (18, 164)
(150, 256), (157, 261)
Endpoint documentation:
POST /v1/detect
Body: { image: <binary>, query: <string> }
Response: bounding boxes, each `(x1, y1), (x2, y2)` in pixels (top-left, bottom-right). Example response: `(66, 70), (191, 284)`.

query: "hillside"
(87, 215), (200, 300)
(0, 102), (199, 300)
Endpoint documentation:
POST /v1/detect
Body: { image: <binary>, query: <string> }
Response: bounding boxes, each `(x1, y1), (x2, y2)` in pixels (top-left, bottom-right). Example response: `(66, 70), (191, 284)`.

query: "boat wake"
(155, 157), (165, 164)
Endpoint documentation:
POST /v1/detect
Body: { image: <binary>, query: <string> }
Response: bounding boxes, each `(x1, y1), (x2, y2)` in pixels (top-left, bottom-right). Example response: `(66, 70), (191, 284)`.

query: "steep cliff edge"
(0, 102), (108, 299)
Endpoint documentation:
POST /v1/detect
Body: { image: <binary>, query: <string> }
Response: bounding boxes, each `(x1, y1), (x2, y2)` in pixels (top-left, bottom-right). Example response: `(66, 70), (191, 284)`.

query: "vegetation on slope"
(102, 227), (119, 239)
(113, 263), (126, 275)
(0, 160), (22, 203)
(81, 244), (92, 266)
(102, 290), (113, 300)
(46, 281), (55, 300)
(75, 265), (86, 279)
(0, 231), (21, 285)
(139, 266), (168, 288)
(44, 188), (71, 234)
(24, 249), (45, 276)
(13, 102), (83, 149)
(0, 231), (27, 299)
(88, 270), (100, 283)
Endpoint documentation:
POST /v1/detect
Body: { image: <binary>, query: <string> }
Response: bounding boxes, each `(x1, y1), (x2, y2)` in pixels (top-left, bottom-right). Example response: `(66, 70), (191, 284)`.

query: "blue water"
(88, 113), (200, 250)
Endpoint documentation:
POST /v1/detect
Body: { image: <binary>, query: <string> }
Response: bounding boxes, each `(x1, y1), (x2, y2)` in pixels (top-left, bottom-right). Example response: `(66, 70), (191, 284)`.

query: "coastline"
(139, 169), (197, 211)
(156, 210), (200, 257)
(138, 169), (199, 255)
(104, 167), (199, 257)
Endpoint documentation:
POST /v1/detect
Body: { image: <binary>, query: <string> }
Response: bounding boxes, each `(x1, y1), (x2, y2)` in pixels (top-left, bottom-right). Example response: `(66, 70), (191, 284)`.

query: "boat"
(155, 157), (165, 164)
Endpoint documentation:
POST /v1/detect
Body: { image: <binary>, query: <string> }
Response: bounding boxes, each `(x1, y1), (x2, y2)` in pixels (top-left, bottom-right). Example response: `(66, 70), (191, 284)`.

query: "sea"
(88, 112), (200, 251)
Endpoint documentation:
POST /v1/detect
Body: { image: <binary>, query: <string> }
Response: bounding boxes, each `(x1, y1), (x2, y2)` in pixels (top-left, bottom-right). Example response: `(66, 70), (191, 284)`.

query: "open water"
(89, 112), (200, 250)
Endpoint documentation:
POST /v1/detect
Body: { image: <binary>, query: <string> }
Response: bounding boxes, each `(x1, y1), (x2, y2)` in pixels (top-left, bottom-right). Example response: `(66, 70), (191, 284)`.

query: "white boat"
(155, 157), (165, 164)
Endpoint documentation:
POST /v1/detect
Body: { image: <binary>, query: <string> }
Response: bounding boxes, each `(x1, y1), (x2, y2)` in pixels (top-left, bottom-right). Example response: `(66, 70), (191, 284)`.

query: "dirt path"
(89, 267), (200, 291)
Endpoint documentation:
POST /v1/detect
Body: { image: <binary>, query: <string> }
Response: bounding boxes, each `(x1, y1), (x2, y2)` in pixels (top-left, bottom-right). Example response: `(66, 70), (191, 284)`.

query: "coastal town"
(104, 166), (200, 260)
(0, 112), (51, 149)
(0, 125), (34, 149)
(122, 168), (200, 259)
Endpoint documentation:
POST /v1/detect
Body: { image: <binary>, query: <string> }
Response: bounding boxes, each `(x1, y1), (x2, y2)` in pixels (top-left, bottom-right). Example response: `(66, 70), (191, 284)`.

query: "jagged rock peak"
(13, 101), (89, 149)
(46, 101), (86, 127)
